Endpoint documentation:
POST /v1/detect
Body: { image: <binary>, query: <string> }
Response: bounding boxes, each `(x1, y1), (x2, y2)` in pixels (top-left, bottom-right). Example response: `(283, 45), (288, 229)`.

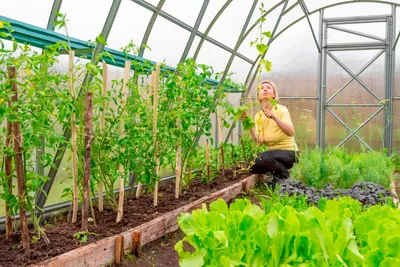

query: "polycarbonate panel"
(207, 0), (254, 49)
(237, 2), (283, 60)
(328, 23), (386, 44)
(162, 0), (204, 27)
(55, 0), (113, 41)
(107, 1), (153, 53)
(304, 0), (345, 13)
(144, 16), (190, 66)
(279, 99), (317, 149)
(228, 56), (252, 84)
(198, 0), (232, 33)
(276, 4), (305, 34)
(394, 101), (400, 150)
(0, 0), (53, 28)
(195, 40), (231, 74)
(249, 18), (319, 98)
(187, 36), (201, 59)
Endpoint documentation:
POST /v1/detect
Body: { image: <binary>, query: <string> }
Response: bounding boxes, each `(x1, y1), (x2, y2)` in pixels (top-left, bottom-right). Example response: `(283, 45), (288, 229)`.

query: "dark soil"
(117, 230), (187, 267)
(0, 170), (249, 267)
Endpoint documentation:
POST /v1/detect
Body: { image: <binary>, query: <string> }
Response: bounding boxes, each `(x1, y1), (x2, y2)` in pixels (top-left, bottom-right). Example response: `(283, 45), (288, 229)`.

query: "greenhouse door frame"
(316, 9), (396, 154)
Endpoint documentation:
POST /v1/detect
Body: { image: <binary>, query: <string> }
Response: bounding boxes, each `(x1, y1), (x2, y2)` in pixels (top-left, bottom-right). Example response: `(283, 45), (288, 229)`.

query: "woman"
(244, 80), (298, 181)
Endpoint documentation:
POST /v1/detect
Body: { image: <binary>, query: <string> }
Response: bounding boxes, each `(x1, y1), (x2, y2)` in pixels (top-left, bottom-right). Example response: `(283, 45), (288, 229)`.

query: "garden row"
(0, 19), (262, 252)
(175, 196), (400, 266)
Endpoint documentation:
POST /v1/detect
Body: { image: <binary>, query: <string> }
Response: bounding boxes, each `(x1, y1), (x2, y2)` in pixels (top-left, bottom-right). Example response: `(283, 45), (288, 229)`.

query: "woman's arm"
(264, 108), (295, 137)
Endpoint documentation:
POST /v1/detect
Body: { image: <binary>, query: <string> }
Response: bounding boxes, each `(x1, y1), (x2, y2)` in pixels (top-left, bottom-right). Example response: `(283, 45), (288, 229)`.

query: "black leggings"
(249, 150), (299, 178)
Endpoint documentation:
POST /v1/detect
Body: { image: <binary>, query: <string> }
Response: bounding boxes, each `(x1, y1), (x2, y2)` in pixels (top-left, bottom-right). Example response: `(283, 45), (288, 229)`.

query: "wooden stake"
(175, 88), (182, 198)
(239, 134), (247, 162)
(132, 230), (141, 257)
(99, 60), (108, 212)
(116, 60), (131, 223)
(217, 107), (225, 177)
(153, 63), (160, 207)
(187, 162), (192, 190)
(5, 99), (13, 239)
(9, 66), (29, 249)
(114, 235), (124, 264)
(231, 134), (236, 178)
(82, 91), (93, 232)
(68, 50), (79, 224)
(206, 139), (210, 187)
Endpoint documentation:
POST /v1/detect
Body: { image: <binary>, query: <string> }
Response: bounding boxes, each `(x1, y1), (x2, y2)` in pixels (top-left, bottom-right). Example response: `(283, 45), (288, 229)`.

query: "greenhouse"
(1, 0), (400, 266)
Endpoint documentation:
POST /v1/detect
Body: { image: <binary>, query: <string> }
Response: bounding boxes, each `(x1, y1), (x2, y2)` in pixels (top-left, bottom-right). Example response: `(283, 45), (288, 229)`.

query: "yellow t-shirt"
(254, 104), (298, 151)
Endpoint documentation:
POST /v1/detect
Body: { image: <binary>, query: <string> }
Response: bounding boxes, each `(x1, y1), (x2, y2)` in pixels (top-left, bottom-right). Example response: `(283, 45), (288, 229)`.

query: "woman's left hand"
(263, 108), (275, 120)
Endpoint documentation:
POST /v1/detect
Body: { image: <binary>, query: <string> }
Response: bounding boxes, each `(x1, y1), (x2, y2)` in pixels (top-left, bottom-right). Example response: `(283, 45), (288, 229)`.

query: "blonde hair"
(257, 80), (279, 102)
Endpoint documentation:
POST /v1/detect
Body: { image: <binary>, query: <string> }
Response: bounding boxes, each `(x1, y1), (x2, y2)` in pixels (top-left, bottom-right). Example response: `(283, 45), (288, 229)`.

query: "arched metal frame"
(1, 0), (399, 212)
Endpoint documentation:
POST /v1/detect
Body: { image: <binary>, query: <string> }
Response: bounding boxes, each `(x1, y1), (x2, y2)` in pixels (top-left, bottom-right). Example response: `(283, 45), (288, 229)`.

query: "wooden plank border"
(33, 174), (259, 267)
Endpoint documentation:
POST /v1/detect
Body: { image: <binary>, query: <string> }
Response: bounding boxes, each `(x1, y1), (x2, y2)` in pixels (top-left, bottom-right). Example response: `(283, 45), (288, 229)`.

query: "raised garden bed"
(0, 172), (260, 267)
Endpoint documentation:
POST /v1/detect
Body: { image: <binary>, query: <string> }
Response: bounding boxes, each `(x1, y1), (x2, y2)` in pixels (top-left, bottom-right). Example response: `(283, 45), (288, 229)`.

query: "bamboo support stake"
(175, 120), (182, 198)
(5, 97), (13, 239)
(217, 106), (225, 177)
(68, 50), (79, 224)
(136, 73), (155, 199)
(82, 91), (93, 232)
(116, 61), (131, 223)
(206, 139), (210, 187)
(153, 63), (161, 207)
(98, 61), (108, 212)
(175, 78), (182, 198)
(9, 66), (29, 249)
(231, 133), (236, 179)
(239, 134), (247, 162)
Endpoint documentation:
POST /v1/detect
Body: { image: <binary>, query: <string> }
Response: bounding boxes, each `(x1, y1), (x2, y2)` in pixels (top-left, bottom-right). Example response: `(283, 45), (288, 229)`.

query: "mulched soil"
(0, 170), (250, 267)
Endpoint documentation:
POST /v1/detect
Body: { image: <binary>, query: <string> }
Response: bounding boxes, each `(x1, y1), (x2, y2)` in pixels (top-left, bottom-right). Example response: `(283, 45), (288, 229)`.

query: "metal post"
(321, 16), (328, 151)
(316, 10), (324, 148)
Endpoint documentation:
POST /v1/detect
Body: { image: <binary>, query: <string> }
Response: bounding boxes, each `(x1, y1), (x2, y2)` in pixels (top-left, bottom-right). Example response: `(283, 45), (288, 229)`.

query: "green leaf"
(0, 32), (10, 38)
(380, 258), (400, 267)
(96, 34), (107, 45)
(255, 43), (268, 55)
(263, 31), (272, 38)
(386, 236), (400, 258)
(175, 240), (206, 267)
(210, 198), (228, 213)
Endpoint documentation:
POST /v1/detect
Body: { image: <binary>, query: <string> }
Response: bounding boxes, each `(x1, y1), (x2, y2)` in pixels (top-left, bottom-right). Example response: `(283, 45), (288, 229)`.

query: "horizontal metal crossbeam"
(325, 14), (389, 25)
(326, 103), (383, 107)
(325, 42), (387, 51)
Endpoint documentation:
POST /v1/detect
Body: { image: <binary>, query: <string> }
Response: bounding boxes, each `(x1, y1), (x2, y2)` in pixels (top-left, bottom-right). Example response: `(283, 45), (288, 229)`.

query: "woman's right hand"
(240, 111), (248, 120)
